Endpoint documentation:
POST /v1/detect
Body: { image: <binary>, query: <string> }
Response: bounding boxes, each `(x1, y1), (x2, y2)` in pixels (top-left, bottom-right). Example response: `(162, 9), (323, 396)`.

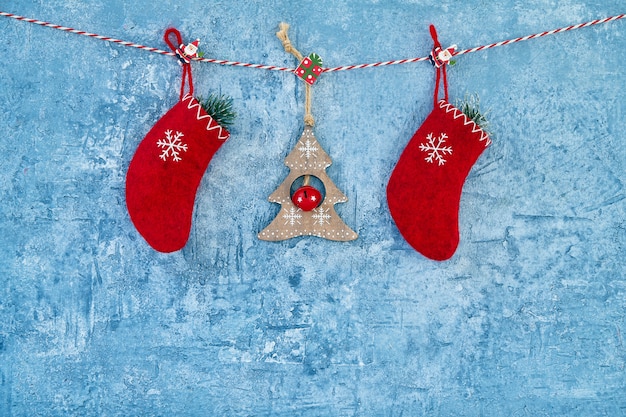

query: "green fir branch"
(198, 93), (237, 129)
(457, 93), (491, 136)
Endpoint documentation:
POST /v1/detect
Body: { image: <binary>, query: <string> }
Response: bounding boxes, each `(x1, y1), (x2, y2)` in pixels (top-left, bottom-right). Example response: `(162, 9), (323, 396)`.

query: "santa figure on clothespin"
(429, 43), (457, 67)
(175, 39), (200, 64)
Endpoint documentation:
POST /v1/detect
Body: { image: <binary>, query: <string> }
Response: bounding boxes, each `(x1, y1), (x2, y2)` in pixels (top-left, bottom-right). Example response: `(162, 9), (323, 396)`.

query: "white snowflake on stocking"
(283, 207), (302, 226)
(312, 207), (331, 225)
(298, 139), (318, 159)
(157, 130), (188, 162)
(420, 132), (453, 166)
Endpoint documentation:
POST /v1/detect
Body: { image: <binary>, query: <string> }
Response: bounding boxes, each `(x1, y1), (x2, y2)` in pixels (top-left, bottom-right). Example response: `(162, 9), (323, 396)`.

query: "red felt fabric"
(125, 94), (229, 252)
(387, 100), (490, 261)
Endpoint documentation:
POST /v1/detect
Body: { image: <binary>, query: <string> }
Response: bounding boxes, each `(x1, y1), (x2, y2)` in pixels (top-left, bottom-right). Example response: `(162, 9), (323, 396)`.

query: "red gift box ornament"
(295, 53), (323, 85)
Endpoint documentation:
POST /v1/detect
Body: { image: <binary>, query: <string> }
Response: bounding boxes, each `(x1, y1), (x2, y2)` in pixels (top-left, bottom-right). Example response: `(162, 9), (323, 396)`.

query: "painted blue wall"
(1, 1), (625, 415)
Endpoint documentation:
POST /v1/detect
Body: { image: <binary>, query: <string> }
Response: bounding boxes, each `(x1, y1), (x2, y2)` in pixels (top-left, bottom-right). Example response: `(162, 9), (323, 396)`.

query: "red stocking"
(387, 25), (491, 261)
(125, 28), (230, 253)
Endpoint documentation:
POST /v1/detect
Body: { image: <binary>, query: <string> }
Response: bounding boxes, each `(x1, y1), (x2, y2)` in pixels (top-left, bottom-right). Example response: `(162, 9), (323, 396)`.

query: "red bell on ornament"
(292, 185), (322, 211)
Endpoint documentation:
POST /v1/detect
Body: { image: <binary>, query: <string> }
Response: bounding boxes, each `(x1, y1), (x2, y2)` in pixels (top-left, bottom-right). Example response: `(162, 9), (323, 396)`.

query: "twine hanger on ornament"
(276, 22), (321, 127)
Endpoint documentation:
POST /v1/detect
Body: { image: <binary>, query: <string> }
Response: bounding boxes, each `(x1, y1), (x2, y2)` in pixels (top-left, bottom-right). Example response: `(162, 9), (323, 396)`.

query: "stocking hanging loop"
(164, 27), (195, 100)
(428, 25), (456, 106)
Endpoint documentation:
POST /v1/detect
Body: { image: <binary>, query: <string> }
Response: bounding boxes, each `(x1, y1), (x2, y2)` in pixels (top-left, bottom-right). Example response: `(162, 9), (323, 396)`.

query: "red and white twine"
(1, 11), (624, 73)
(453, 14), (626, 57)
(0, 12), (176, 57)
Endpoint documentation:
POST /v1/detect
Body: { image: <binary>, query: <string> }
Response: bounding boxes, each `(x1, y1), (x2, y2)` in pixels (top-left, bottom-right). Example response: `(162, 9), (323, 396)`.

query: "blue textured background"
(1, 1), (625, 416)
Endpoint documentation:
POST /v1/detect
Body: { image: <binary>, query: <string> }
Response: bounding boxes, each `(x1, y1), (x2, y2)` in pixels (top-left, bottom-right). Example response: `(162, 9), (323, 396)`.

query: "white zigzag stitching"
(438, 100), (492, 147)
(182, 94), (230, 141)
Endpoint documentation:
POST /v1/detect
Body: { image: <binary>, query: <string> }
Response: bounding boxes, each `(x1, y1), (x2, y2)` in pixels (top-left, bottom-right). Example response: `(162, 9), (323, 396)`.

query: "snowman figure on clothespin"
(175, 39), (200, 64)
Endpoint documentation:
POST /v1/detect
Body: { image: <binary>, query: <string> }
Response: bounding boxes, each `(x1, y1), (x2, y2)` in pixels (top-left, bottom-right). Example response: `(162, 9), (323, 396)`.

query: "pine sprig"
(198, 93), (237, 129)
(457, 94), (491, 135)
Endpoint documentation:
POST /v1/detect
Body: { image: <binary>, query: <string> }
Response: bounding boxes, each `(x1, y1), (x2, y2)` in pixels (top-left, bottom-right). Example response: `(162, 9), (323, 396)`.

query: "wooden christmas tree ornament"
(258, 23), (357, 242)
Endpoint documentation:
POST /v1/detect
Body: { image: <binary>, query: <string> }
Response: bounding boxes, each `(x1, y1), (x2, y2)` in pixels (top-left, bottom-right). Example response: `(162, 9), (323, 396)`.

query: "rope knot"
(276, 22), (304, 62)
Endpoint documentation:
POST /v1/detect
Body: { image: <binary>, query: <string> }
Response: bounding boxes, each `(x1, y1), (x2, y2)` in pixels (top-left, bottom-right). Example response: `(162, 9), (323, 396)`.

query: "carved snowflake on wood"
(283, 207), (302, 225)
(420, 132), (453, 166)
(157, 130), (188, 162)
(298, 138), (318, 159)
(312, 207), (331, 225)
